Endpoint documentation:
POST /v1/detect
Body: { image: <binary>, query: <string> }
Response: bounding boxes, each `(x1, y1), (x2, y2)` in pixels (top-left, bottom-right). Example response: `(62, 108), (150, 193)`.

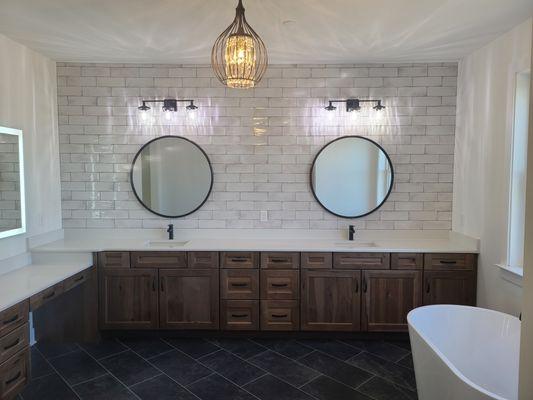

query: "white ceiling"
(0, 0), (532, 64)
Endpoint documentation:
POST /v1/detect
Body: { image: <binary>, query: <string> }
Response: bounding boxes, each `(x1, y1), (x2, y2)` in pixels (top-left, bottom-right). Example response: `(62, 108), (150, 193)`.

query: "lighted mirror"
(0, 126), (25, 238)
(131, 136), (213, 218)
(311, 136), (394, 218)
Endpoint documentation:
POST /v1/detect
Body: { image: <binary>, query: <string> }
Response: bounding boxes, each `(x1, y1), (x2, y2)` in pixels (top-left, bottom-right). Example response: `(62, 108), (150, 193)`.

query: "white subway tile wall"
(57, 63), (457, 230)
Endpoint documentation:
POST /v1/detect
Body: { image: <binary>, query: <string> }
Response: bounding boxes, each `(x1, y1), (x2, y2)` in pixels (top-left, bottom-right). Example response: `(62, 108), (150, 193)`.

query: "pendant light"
(211, 0), (268, 89)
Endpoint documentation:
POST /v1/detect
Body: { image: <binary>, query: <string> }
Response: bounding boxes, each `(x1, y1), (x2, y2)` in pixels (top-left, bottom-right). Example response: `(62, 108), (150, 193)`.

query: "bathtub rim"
(407, 304), (520, 400)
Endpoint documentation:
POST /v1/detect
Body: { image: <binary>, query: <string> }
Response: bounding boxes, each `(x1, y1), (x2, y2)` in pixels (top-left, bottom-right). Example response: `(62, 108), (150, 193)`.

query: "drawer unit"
(220, 270), (259, 300)
(391, 253), (423, 270)
(261, 252), (299, 269)
(260, 270), (299, 300)
(188, 252), (219, 269)
(424, 253), (476, 270)
(221, 252), (259, 269)
(132, 252), (187, 269)
(0, 302), (28, 338)
(30, 282), (65, 311)
(63, 269), (89, 292)
(333, 252), (390, 270)
(301, 252), (332, 269)
(0, 323), (28, 365)
(221, 300), (259, 331)
(98, 252), (130, 268)
(261, 300), (299, 331)
(0, 348), (29, 400)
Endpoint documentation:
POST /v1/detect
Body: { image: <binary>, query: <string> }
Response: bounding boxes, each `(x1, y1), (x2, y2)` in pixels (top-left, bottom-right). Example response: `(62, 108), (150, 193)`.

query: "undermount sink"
(333, 241), (377, 248)
(145, 240), (189, 248)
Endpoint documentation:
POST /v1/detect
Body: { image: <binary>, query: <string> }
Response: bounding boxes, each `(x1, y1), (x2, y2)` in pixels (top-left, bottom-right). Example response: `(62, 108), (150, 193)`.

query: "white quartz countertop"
(0, 254), (93, 312)
(31, 231), (479, 254)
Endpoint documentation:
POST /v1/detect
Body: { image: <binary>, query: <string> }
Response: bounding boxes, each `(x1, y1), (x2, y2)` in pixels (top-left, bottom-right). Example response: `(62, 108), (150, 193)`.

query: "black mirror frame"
(310, 135), (394, 219)
(130, 135), (214, 218)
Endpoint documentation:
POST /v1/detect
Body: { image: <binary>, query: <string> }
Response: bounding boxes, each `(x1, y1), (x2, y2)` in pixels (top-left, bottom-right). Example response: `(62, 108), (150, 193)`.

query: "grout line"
(70, 372), (110, 388)
(128, 373), (164, 388)
(95, 348), (130, 361)
(240, 372), (269, 387)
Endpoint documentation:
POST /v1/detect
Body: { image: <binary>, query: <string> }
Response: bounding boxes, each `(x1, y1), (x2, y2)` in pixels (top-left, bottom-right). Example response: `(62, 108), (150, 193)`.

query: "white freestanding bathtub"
(407, 305), (520, 400)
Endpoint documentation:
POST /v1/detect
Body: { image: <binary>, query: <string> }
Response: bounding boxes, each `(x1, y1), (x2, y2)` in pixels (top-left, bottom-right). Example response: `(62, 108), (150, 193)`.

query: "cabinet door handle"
(43, 291), (56, 300)
(231, 313), (248, 318)
(74, 275), (84, 282)
(5, 371), (21, 385)
(271, 283), (288, 288)
(152, 278), (156, 292)
(272, 314), (288, 318)
(4, 338), (20, 350)
(160, 278), (165, 292)
(426, 280), (431, 293)
(355, 280), (359, 293)
(231, 282), (247, 287)
(2, 315), (18, 325)
(362, 279), (367, 293)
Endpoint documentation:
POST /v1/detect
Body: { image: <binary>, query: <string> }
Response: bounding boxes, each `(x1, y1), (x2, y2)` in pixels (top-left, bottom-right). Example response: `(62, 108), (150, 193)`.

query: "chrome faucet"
(348, 225), (355, 241)
(167, 224), (174, 240)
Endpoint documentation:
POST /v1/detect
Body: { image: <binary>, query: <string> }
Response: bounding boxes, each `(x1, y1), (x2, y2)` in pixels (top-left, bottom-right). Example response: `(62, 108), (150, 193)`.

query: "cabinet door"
(159, 269), (219, 330)
(99, 268), (158, 329)
(423, 270), (476, 306)
(362, 270), (422, 332)
(301, 270), (361, 331)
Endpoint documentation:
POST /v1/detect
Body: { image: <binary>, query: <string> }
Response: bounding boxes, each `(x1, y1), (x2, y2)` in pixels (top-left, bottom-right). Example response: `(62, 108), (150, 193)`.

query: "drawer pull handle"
(272, 314), (288, 318)
(440, 260), (457, 265)
(5, 371), (21, 385)
(426, 281), (431, 293)
(231, 258), (248, 263)
(43, 291), (56, 300)
(270, 259), (287, 263)
(2, 315), (18, 325)
(74, 275), (84, 282)
(271, 283), (288, 288)
(231, 313), (248, 318)
(4, 338), (20, 350)
(231, 283), (248, 287)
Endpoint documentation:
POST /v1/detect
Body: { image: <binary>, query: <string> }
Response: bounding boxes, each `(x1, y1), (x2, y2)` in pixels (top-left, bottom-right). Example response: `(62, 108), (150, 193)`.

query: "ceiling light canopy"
(211, 0), (268, 89)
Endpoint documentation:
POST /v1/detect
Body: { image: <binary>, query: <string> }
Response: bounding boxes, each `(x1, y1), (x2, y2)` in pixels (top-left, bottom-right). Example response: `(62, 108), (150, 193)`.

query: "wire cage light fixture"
(211, 0), (268, 89)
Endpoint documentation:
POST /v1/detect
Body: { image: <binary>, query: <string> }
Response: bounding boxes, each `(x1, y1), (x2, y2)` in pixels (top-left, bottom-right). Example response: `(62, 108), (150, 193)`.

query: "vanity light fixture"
(211, 0), (268, 89)
(325, 99), (385, 113)
(138, 99), (197, 120)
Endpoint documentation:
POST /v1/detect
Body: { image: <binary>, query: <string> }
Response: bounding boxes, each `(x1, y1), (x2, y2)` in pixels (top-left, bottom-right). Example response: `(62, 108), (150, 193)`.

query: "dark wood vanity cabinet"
(99, 268), (159, 329)
(301, 270), (361, 331)
(97, 250), (477, 333)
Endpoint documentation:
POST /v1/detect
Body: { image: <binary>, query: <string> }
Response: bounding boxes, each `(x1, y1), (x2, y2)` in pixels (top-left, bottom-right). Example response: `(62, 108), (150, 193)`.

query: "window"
(507, 70), (531, 270)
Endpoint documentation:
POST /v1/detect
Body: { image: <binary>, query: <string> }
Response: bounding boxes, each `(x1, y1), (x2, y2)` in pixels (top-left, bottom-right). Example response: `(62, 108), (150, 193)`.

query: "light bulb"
(164, 110), (172, 121)
(140, 110), (148, 121)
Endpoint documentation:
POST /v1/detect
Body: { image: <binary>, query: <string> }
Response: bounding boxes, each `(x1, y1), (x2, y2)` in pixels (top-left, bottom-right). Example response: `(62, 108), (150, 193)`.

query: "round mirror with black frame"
(130, 135), (213, 218)
(310, 135), (394, 218)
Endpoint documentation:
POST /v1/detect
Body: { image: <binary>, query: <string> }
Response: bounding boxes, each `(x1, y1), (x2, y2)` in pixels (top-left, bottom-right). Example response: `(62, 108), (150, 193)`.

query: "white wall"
(453, 18), (533, 314)
(0, 33), (61, 263)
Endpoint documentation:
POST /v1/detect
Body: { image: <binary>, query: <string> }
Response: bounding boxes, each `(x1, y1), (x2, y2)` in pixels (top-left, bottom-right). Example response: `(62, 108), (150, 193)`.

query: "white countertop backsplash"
(30, 228), (480, 254)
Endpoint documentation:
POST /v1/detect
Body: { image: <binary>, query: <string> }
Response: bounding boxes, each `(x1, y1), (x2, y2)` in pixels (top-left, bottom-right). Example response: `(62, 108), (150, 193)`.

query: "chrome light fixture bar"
(325, 99), (385, 112)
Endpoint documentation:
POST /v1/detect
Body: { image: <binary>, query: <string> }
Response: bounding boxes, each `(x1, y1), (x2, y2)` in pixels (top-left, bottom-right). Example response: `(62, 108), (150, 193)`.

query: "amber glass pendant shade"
(211, 0), (268, 89)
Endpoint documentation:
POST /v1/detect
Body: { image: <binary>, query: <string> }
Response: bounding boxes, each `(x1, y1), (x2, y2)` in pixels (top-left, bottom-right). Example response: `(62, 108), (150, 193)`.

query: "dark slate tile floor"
(20, 337), (417, 400)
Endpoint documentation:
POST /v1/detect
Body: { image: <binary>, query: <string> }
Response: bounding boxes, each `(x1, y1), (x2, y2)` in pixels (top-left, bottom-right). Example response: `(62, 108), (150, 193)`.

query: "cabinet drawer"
(30, 282), (65, 311)
(0, 323), (28, 365)
(98, 252), (130, 268)
(260, 270), (299, 300)
(188, 252), (219, 269)
(221, 252), (259, 269)
(261, 300), (299, 331)
(301, 252), (332, 269)
(391, 253), (423, 270)
(64, 268), (90, 292)
(333, 253), (390, 270)
(0, 348), (29, 400)
(424, 253), (476, 270)
(132, 252), (187, 269)
(0, 301), (28, 338)
(221, 300), (259, 331)
(220, 270), (259, 300)
(261, 252), (299, 269)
